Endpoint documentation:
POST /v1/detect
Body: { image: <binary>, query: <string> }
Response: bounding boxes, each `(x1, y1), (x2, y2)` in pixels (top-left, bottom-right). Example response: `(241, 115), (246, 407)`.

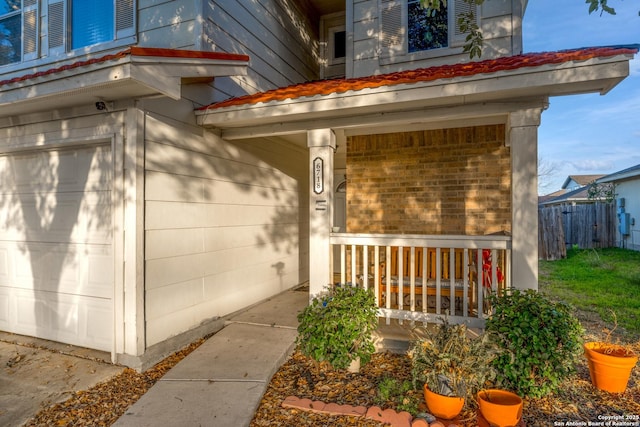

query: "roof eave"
(0, 51), (249, 118)
(196, 53), (632, 132)
(597, 167), (640, 183)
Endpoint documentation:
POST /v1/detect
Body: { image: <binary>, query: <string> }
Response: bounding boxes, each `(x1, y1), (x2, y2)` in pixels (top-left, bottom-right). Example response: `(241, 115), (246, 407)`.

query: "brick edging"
(281, 395), (456, 427)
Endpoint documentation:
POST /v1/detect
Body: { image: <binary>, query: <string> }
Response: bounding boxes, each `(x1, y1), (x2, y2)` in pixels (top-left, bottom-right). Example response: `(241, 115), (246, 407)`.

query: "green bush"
(376, 377), (421, 414)
(486, 289), (584, 398)
(296, 284), (378, 370)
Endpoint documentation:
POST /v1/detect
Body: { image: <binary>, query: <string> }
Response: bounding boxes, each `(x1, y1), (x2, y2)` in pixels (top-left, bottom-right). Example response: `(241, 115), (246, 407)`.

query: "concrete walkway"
(113, 288), (308, 427)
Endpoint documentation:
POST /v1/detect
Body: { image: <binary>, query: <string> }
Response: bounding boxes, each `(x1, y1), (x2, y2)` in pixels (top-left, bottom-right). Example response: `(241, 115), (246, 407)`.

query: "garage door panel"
(0, 246), (8, 283)
(9, 279), (112, 351)
(0, 241), (112, 298)
(0, 145), (113, 351)
(0, 192), (112, 245)
(2, 146), (111, 194)
(0, 289), (8, 327)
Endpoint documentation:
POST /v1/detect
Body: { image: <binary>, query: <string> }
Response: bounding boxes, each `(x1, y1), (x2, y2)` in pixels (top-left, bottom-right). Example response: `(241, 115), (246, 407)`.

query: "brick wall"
(346, 125), (511, 235)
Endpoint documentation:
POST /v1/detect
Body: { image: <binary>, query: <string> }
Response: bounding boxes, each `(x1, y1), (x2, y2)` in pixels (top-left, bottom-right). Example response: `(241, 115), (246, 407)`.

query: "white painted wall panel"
(143, 112), (307, 346)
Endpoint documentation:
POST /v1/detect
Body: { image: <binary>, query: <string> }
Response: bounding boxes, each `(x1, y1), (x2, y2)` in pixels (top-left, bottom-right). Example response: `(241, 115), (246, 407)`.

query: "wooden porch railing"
(329, 233), (511, 328)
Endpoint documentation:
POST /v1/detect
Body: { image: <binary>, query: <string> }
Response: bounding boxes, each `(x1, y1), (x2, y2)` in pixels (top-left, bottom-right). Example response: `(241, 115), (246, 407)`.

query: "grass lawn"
(539, 247), (640, 340)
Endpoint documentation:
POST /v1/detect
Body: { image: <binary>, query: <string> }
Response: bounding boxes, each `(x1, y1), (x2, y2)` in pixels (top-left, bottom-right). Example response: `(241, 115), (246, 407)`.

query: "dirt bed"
(7, 317), (640, 427)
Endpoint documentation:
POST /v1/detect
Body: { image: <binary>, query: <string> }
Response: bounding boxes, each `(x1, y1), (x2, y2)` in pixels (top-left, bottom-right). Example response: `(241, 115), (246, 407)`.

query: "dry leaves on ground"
(23, 339), (204, 427)
(23, 324), (640, 427)
(251, 341), (640, 427)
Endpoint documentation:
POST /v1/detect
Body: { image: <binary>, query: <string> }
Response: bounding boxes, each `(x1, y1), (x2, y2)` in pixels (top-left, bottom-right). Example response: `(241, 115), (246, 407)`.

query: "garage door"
(0, 145), (113, 351)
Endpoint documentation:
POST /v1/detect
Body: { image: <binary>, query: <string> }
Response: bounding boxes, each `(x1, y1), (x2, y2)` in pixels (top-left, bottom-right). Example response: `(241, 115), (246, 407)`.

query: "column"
(307, 129), (336, 298)
(509, 108), (543, 290)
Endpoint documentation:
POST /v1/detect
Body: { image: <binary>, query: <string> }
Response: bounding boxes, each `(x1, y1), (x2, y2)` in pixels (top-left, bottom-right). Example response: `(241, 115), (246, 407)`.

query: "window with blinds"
(71, 0), (114, 50)
(0, 0), (135, 68)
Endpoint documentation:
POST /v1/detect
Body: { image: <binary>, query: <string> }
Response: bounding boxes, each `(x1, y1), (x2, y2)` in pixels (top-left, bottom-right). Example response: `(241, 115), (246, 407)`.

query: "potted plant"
(408, 318), (500, 420)
(296, 283), (378, 371)
(584, 312), (638, 393)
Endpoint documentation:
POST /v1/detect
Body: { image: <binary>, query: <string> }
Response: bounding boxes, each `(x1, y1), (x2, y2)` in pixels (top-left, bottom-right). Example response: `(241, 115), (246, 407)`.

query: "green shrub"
(486, 289), (584, 398)
(296, 284), (378, 370)
(376, 377), (421, 414)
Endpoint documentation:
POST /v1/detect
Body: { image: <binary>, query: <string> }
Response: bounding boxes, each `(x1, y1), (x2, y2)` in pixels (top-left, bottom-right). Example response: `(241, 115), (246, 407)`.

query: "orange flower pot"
(423, 384), (464, 420)
(477, 389), (523, 427)
(584, 342), (638, 393)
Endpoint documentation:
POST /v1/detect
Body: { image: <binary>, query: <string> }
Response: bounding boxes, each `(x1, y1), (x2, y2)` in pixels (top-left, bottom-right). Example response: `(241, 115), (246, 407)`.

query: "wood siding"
(143, 110), (308, 346)
(136, 0), (320, 102)
(203, 0), (321, 101)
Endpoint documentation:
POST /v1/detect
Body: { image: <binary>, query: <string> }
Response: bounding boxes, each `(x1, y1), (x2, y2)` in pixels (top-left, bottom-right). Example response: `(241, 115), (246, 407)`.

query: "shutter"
(115, 0), (135, 39)
(451, 0), (479, 47)
(47, 0), (66, 55)
(22, 0), (39, 60)
(379, 0), (406, 59)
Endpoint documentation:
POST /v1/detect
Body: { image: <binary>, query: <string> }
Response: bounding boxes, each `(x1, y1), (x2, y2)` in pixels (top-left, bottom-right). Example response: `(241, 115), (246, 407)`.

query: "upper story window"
(408, 0), (448, 52)
(72, 0), (115, 50)
(380, 0), (478, 61)
(0, 1), (22, 66)
(0, 0), (135, 69)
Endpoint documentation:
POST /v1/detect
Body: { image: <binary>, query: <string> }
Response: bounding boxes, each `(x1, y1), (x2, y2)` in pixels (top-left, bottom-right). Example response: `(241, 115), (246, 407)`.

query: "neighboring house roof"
(200, 46), (639, 111)
(538, 189), (566, 204)
(0, 47), (250, 119)
(597, 163), (640, 183)
(540, 185), (593, 206)
(561, 174), (606, 189)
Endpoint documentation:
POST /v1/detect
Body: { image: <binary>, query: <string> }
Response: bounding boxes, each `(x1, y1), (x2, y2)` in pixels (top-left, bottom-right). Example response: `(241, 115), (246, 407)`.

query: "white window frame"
(328, 25), (346, 66)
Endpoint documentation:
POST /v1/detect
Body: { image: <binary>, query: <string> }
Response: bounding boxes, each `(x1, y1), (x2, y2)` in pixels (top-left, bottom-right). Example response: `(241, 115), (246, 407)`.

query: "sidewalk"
(112, 288), (308, 427)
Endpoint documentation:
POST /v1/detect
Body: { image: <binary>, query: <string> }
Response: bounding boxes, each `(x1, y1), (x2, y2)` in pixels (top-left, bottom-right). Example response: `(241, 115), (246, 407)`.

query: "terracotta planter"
(423, 384), (464, 420)
(477, 389), (523, 427)
(584, 342), (638, 393)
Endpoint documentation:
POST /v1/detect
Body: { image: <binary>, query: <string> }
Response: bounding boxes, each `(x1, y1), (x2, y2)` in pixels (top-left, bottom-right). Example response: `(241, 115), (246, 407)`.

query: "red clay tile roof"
(200, 46), (638, 111)
(0, 47), (249, 87)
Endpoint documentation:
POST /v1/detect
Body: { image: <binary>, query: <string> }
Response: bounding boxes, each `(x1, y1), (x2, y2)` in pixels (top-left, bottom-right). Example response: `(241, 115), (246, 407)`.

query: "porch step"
(373, 318), (422, 354)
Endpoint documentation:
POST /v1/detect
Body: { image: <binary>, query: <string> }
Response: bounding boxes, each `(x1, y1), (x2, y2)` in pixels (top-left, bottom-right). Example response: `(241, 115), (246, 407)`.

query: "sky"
(521, 0), (640, 194)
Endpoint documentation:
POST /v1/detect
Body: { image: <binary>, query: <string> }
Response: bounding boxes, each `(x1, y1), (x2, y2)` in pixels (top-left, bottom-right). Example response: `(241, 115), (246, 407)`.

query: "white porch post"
(307, 129), (336, 298)
(509, 108), (543, 290)
(120, 106), (146, 359)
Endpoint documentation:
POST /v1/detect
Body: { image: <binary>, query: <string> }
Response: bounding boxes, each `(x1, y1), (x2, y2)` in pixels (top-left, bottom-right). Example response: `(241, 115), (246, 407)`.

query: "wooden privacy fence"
(538, 203), (616, 260)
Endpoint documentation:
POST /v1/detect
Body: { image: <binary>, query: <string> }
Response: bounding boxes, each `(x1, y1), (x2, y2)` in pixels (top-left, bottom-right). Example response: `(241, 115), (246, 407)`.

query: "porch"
(330, 233), (511, 329)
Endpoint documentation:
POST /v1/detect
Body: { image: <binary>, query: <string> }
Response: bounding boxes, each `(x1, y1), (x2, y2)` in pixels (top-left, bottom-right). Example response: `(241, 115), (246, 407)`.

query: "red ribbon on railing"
(482, 249), (503, 289)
